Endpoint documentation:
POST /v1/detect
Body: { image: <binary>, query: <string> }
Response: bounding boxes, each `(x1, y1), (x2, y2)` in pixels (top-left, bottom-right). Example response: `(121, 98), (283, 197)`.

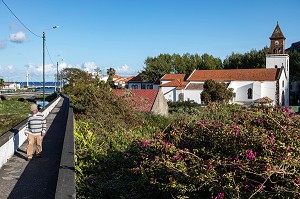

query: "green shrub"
(129, 106), (300, 198)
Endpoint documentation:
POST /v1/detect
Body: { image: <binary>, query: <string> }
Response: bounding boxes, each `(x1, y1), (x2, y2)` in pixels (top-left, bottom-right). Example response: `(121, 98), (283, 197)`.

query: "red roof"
(114, 89), (158, 112)
(161, 74), (186, 81)
(188, 69), (280, 81)
(160, 79), (188, 90)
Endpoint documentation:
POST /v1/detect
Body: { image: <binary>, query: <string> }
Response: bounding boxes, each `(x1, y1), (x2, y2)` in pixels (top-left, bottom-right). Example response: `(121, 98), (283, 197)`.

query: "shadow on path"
(7, 97), (69, 199)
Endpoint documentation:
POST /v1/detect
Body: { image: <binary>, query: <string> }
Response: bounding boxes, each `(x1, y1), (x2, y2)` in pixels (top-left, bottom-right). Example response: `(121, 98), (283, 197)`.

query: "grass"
(0, 98), (33, 136)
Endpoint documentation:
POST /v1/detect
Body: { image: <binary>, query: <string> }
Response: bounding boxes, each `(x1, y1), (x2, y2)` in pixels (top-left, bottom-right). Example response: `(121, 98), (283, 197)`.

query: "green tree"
(223, 47), (268, 69)
(142, 53), (222, 82)
(200, 53), (222, 70)
(201, 79), (235, 104)
(59, 68), (90, 85)
(289, 51), (300, 81)
(0, 78), (4, 89)
(106, 67), (116, 88)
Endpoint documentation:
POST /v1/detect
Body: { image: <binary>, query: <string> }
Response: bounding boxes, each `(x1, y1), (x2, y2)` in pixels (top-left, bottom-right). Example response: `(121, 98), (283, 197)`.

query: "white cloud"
(9, 31), (26, 43)
(0, 65), (16, 81)
(115, 64), (138, 77)
(81, 61), (97, 73)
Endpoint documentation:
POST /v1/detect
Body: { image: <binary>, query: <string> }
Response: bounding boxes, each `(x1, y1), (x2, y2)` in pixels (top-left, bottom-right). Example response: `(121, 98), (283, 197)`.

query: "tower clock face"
(275, 40), (279, 45)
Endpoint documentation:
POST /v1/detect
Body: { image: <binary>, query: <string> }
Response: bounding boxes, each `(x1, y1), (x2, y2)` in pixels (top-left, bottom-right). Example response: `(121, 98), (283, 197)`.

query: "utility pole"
(57, 62), (59, 92)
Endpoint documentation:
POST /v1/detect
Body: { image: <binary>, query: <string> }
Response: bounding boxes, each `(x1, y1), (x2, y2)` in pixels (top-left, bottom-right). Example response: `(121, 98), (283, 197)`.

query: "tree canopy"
(223, 47), (269, 69)
(201, 79), (235, 104)
(142, 53), (222, 82)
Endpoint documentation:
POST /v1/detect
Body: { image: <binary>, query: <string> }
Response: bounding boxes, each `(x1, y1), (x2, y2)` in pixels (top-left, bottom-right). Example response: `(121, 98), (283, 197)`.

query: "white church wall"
(161, 87), (176, 102)
(184, 89), (202, 104)
(261, 81), (276, 103)
(266, 54), (289, 70)
(229, 81), (255, 102)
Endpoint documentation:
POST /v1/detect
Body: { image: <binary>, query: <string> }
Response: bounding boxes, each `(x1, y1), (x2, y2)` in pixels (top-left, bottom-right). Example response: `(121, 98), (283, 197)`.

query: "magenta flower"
(172, 154), (183, 161)
(245, 149), (257, 161)
(214, 192), (225, 199)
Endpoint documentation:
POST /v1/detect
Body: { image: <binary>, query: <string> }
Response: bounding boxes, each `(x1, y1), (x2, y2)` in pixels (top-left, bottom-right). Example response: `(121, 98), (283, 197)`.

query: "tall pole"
(43, 31), (45, 107)
(56, 61), (59, 92)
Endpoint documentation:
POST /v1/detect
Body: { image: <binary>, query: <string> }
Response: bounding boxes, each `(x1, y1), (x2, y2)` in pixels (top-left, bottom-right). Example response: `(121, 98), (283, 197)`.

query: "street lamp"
(42, 25), (59, 107)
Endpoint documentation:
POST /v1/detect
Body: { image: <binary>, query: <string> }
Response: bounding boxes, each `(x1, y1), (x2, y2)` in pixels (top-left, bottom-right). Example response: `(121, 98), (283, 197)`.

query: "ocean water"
(17, 81), (62, 93)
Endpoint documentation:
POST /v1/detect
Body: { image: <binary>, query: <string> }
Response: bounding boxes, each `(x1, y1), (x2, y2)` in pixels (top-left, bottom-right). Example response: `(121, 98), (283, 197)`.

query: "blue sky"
(1, 0), (300, 82)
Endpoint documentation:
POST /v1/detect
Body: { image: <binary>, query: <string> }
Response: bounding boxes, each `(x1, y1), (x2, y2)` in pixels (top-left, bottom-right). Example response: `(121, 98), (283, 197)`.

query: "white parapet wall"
(0, 96), (61, 169)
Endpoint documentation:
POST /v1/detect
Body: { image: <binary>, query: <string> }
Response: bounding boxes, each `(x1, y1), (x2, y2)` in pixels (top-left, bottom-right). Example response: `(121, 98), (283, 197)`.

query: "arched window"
(247, 88), (253, 99)
(282, 81), (284, 88)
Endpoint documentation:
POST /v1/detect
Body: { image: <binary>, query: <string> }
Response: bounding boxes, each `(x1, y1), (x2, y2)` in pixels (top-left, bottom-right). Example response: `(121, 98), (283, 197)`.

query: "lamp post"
(42, 26), (59, 107)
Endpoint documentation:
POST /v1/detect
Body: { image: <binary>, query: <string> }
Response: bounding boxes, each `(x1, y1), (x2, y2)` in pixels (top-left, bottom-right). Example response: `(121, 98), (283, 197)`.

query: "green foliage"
(129, 106), (300, 198)
(168, 100), (200, 114)
(289, 51), (300, 81)
(223, 47), (269, 69)
(143, 53), (222, 82)
(201, 79), (235, 104)
(71, 67), (300, 198)
(0, 98), (32, 136)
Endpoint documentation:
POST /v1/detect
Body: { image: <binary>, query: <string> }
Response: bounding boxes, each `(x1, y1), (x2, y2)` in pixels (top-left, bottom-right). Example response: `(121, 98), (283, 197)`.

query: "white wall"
(161, 87), (176, 101)
(183, 89), (202, 103)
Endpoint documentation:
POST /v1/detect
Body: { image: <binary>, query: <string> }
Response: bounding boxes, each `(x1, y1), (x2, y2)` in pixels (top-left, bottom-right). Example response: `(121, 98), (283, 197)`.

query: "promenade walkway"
(0, 96), (69, 199)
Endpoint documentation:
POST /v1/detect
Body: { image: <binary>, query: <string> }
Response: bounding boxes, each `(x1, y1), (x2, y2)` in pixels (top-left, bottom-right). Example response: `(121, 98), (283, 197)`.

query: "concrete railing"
(55, 95), (76, 199)
(0, 96), (61, 169)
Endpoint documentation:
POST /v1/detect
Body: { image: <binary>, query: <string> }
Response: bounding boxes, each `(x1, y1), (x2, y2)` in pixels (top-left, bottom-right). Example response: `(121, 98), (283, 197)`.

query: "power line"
(1, 0), (41, 38)
(45, 42), (55, 66)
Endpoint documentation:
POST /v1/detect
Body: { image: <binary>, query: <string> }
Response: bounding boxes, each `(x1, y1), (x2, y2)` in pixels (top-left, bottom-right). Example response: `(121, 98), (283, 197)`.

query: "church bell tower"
(266, 22), (289, 106)
(269, 22), (286, 54)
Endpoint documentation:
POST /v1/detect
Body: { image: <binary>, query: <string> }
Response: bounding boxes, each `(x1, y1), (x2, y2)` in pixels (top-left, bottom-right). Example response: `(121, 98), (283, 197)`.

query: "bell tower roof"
(270, 22), (286, 40)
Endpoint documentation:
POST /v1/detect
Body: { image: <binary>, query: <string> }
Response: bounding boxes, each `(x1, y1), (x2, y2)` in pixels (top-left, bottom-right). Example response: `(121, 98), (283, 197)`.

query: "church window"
(278, 48), (281, 53)
(282, 81), (284, 88)
(275, 65), (278, 68)
(247, 88), (253, 99)
(273, 49), (277, 54)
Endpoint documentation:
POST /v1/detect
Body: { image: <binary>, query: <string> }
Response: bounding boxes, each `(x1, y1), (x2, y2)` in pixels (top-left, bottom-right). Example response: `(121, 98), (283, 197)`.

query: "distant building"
(1, 82), (20, 92)
(125, 74), (160, 90)
(160, 23), (290, 106)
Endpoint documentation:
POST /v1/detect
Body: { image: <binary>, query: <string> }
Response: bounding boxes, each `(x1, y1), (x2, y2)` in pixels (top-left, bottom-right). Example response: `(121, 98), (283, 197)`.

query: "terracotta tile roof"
(188, 69), (280, 81)
(123, 76), (135, 82)
(255, 96), (273, 104)
(129, 74), (144, 82)
(114, 89), (158, 112)
(160, 79), (188, 90)
(161, 74), (186, 81)
(185, 83), (204, 90)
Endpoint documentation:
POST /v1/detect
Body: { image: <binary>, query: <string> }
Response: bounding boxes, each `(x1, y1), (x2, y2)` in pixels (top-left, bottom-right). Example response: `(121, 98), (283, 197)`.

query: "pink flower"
(245, 149), (257, 161)
(214, 192), (225, 199)
(287, 146), (292, 151)
(141, 140), (151, 147)
(212, 121), (218, 125)
(172, 154), (183, 161)
(257, 184), (265, 190)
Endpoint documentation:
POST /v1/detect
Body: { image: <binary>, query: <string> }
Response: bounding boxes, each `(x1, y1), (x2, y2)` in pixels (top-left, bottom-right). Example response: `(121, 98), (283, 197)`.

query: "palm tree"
(0, 78), (4, 90)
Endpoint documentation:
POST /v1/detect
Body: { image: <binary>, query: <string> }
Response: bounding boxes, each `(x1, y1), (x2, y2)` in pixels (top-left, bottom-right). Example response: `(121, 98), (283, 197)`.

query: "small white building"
(1, 82), (21, 92)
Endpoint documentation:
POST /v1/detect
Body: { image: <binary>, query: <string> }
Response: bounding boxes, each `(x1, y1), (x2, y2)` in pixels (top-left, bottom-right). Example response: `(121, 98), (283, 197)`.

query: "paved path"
(0, 97), (68, 199)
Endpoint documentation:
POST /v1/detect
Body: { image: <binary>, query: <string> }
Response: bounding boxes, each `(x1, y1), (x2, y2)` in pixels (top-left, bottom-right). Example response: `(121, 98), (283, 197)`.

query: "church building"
(160, 23), (289, 106)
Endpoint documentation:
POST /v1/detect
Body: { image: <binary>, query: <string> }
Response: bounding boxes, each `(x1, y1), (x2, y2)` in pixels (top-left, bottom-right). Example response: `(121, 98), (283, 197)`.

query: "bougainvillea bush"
(128, 105), (300, 198)
(74, 99), (300, 198)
